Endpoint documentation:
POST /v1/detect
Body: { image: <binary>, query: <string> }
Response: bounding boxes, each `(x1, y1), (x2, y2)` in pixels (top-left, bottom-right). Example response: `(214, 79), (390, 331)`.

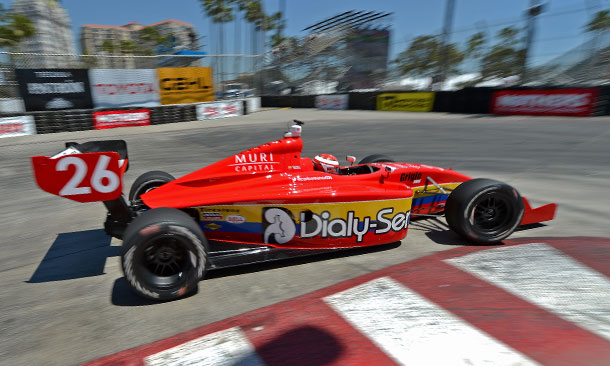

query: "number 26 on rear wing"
(31, 140), (129, 203)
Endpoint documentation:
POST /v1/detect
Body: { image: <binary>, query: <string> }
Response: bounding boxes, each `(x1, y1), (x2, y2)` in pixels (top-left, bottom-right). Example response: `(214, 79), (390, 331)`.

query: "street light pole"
(439, 0), (456, 89)
(523, 1), (545, 84)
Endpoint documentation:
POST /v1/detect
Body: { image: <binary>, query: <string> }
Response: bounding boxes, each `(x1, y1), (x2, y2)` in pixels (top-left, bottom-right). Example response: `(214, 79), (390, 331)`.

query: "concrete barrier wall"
(262, 87), (610, 116)
(0, 97), (262, 135)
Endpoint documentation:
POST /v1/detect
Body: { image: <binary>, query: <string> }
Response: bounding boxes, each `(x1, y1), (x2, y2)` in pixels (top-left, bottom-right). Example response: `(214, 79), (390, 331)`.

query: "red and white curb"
(84, 237), (610, 366)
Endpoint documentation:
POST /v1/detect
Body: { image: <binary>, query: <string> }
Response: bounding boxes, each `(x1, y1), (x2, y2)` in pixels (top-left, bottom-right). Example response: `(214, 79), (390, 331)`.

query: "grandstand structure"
(535, 32), (610, 86)
(264, 10), (392, 95)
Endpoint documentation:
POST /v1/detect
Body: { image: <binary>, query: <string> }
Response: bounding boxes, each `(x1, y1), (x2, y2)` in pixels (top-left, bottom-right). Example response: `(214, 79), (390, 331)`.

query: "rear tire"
(445, 178), (524, 244)
(359, 154), (395, 164)
(120, 207), (208, 301)
(128, 170), (175, 203)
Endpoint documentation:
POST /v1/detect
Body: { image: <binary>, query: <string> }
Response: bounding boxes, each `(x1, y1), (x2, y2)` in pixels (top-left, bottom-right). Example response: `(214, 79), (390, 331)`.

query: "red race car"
(31, 121), (556, 301)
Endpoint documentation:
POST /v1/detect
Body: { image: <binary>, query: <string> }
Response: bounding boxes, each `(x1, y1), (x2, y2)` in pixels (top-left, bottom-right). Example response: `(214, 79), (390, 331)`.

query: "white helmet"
(313, 154), (339, 173)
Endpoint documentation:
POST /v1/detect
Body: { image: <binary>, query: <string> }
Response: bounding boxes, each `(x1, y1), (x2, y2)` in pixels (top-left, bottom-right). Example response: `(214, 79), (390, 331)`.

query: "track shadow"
(414, 217), (548, 246)
(249, 326), (343, 365)
(27, 229), (119, 283)
(110, 242), (400, 307)
(206, 241), (402, 280)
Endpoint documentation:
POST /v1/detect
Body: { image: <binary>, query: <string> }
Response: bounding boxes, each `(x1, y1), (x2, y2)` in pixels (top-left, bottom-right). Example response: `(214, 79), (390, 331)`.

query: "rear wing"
(31, 140), (129, 203)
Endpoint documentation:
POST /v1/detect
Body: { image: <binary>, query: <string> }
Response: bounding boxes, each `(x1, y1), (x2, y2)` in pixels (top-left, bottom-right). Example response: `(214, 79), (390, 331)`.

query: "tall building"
(80, 20), (200, 69)
(11, 0), (76, 68)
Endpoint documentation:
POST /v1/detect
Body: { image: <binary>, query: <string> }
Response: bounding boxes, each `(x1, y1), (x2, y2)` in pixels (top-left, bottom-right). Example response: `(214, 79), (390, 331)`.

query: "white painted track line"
(144, 327), (265, 366)
(447, 243), (610, 341)
(324, 277), (537, 365)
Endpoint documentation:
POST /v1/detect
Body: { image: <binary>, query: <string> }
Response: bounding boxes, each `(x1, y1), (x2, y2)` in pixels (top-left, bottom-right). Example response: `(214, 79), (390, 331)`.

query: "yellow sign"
(377, 92), (435, 112)
(157, 67), (215, 105)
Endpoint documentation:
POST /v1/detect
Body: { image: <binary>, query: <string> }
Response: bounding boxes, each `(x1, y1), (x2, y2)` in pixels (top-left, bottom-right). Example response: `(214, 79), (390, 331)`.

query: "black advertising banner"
(15, 69), (94, 111)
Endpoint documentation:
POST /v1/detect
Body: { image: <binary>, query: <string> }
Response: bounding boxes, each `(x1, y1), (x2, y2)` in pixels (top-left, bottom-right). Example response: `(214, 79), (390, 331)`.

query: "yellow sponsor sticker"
(377, 92), (435, 112)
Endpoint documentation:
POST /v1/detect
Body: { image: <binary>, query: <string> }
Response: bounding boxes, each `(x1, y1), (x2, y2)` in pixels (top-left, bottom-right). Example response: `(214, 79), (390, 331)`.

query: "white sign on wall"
(89, 69), (160, 108)
(0, 115), (36, 138)
(196, 101), (243, 120)
(315, 94), (349, 110)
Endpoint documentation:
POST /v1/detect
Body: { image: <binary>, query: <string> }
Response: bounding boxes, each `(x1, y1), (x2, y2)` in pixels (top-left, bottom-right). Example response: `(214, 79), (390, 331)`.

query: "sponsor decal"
(400, 172), (422, 183)
(491, 89), (599, 116)
(294, 176), (333, 181)
(315, 94), (349, 110)
(262, 206), (411, 244)
(15, 69), (93, 111)
(262, 207), (296, 244)
(229, 152), (279, 172)
(201, 211), (223, 221)
(92, 109), (151, 130)
(300, 208), (410, 243)
(196, 101), (242, 120)
(226, 215), (247, 224)
(157, 67), (215, 105)
(377, 93), (435, 112)
(89, 69), (160, 108)
(0, 115), (36, 138)
(205, 223), (222, 231)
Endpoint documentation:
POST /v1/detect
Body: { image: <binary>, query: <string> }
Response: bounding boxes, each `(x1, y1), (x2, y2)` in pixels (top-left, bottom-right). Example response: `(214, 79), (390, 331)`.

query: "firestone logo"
(496, 93), (590, 109)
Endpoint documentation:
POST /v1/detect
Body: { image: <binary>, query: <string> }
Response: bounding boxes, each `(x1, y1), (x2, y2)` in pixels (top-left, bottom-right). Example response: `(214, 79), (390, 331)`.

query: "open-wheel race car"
(31, 121), (556, 301)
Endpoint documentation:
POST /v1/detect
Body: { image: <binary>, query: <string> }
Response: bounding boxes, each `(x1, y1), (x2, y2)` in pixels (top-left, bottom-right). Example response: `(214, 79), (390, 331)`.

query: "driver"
(313, 154), (339, 174)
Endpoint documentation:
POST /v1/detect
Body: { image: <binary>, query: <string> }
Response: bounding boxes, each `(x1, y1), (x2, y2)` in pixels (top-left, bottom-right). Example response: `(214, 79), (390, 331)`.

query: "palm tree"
(201, 0), (235, 82)
(0, 5), (36, 50)
(585, 9), (610, 33)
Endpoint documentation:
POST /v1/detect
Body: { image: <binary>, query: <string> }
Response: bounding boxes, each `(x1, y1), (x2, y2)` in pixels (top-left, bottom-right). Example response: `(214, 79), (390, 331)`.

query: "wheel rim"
(140, 235), (191, 288)
(469, 193), (513, 236)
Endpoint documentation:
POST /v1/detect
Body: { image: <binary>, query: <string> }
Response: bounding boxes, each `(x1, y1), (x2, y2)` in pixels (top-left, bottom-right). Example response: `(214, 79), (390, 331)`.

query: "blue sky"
(4, 0), (610, 68)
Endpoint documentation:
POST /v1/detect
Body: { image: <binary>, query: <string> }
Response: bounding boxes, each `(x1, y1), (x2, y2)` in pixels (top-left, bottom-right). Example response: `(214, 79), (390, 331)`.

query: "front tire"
(120, 207), (208, 301)
(445, 178), (524, 244)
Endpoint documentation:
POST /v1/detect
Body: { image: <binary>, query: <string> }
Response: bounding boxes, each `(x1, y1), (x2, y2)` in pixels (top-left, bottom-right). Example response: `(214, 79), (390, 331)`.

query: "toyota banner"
(491, 89), (599, 117)
(89, 69), (160, 108)
(15, 69), (93, 111)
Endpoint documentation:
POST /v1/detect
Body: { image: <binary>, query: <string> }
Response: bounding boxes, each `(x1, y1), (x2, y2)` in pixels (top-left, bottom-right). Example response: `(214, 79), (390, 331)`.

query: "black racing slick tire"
(358, 154), (395, 164)
(444, 178), (524, 244)
(128, 171), (175, 203)
(120, 207), (208, 301)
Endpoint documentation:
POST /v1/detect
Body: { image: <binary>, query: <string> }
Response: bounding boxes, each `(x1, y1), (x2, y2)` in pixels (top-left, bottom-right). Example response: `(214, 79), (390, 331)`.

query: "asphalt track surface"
(1, 109), (609, 365)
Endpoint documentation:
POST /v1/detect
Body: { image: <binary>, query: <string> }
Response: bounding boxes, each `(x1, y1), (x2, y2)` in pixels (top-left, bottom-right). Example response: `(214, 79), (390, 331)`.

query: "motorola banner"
(15, 69), (94, 111)
(89, 69), (160, 108)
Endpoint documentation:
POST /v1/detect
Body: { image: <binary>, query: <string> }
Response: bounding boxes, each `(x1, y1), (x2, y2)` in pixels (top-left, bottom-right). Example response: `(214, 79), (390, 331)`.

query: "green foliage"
(0, 5), (36, 48)
(394, 35), (464, 77)
(100, 40), (115, 53)
(119, 39), (137, 54)
(394, 25), (525, 81)
(137, 27), (175, 54)
(202, 0), (235, 24)
(465, 32), (485, 59)
(585, 9), (610, 33)
(480, 27), (524, 79)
